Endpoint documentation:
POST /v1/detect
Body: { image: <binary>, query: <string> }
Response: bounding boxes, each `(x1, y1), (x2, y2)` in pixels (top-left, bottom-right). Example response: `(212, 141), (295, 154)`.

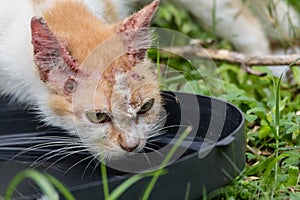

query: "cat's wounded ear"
(31, 16), (80, 95)
(115, 0), (159, 62)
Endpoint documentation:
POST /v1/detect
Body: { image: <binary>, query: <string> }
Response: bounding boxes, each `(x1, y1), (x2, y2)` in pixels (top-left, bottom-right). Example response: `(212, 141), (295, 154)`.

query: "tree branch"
(165, 45), (300, 66)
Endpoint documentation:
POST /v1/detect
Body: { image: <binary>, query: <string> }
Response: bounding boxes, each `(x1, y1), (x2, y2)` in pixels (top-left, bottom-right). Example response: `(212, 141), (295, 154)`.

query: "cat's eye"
(138, 99), (155, 115)
(86, 111), (111, 124)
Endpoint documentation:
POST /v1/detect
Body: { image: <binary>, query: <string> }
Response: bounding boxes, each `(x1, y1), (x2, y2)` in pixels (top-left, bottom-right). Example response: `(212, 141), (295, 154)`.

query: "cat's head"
(30, 0), (162, 159)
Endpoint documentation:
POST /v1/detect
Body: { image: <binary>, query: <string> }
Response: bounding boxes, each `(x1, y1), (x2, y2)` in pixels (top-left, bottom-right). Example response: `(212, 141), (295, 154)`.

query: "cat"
(0, 0), (162, 160)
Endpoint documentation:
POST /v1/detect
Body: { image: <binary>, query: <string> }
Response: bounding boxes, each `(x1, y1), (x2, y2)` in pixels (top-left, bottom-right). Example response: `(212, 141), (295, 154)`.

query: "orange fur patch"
(42, 1), (115, 64)
(49, 94), (73, 116)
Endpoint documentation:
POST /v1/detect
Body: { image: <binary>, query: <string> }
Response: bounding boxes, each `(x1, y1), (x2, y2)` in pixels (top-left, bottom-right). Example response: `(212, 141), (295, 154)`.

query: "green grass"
(151, 1), (300, 199)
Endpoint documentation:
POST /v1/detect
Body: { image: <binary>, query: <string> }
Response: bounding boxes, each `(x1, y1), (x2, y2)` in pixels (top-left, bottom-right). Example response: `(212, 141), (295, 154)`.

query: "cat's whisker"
(148, 119), (166, 132)
(6, 136), (82, 151)
(149, 124), (188, 136)
(79, 149), (101, 178)
(156, 112), (169, 123)
(34, 147), (91, 171)
(30, 144), (79, 165)
(147, 131), (167, 140)
(149, 116), (168, 131)
(0, 135), (80, 142)
(144, 114), (167, 133)
(30, 145), (88, 168)
(87, 156), (102, 178)
(136, 150), (152, 168)
(25, 139), (86, 162)
(0, 136), (73, 144)
(143, 145), (164, 158)
(147, 126), (165, 137)
(146, 130), (165, 140)
(97, 154), (106, 163)
(146, 119), (169, 136)
(159, 123), (188, 130)
(160, 92), (178, 102)
(145, 141), (163, 150)
(9, 141), (77, 161)
(64, 153), (101, 176)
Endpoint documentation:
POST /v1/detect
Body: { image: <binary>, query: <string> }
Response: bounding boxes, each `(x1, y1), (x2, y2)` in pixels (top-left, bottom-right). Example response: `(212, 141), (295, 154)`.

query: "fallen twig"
(164, 45), (300, 76)
(166, 45), (300, 66)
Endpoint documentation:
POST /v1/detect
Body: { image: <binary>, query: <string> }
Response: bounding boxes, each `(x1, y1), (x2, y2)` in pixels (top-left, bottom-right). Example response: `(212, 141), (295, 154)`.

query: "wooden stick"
(165, 45), (300, 66)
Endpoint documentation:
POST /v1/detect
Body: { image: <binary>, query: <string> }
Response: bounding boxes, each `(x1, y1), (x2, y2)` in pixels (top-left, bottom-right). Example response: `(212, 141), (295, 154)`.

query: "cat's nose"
(120, 143), (139, 152)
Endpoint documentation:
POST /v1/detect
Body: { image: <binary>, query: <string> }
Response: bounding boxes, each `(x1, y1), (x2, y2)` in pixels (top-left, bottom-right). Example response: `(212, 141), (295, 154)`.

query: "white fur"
(175, 0), (300, 52)
(174, 0), (300, 76)
(0, 1), (49, 107)
(174, 0), (268, 54)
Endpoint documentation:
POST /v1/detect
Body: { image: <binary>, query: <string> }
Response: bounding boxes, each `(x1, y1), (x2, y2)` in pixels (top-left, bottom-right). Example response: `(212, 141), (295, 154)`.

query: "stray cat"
(0, 0), (162, 160)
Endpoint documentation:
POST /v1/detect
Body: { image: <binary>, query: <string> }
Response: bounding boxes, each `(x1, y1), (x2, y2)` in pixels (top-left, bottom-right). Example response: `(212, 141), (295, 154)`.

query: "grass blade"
(5, 170), (58, 200)
(101, 162), (110, 200)
(184, 182), (191, 200)
(142, 126), (192, 200)
(271, 74), (283, 199)
(286, 166), (299, 187)
(45, 173), (75, 200)
(109, 170), (166, 200)
(274, 74), (283, 141)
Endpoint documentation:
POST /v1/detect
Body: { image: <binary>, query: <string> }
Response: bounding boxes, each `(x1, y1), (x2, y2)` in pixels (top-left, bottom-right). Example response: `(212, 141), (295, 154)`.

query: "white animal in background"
(169, 0), (300, 76)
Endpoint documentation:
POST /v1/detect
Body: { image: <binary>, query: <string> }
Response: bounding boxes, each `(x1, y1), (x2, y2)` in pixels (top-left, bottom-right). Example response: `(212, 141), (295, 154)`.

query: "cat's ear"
(115, 0), (159, 62)
(31, 16), (80, 95)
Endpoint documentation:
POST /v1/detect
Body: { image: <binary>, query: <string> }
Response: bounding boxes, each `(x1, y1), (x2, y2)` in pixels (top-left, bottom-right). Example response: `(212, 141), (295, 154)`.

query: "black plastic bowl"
(0, 91), (245, 200)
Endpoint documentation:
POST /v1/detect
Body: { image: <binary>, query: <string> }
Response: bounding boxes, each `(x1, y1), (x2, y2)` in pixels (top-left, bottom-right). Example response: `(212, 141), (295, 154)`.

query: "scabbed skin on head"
(31, 0), (162, 160)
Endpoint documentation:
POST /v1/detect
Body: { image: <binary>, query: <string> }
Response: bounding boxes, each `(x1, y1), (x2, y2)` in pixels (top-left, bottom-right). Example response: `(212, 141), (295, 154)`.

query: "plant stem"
(271, 75), (282, 199)
(142, 126), (192, 200)
(184, 182), (191, 200)
(101, 161), (110, 200)
(109, 171), (163, 200)
(45, 174), (75, 200)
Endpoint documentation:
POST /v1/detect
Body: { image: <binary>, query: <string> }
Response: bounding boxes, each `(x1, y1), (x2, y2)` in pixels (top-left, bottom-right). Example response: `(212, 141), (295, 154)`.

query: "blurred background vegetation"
(149, 0), (300, 199)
